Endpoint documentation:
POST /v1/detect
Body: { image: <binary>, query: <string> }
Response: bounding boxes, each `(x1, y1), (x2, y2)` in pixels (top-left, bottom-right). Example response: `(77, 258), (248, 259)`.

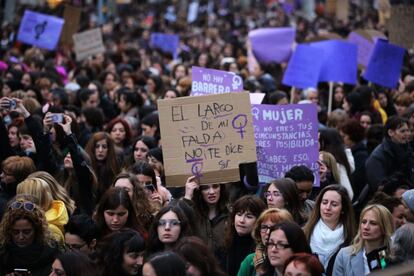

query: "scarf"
(310, 219), (344, 268)
(253, 243), (267, 274)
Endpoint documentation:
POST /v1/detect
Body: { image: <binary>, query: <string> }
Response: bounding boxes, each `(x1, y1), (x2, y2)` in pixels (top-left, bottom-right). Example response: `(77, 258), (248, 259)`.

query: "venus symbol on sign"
(34, 21), (48, 40)
(232, 114), (248, 139)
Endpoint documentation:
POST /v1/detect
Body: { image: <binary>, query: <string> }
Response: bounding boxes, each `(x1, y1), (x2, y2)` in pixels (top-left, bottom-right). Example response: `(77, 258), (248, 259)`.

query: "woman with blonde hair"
(16, 177), (69, 244)
(332, 204), (394, 275)
(238, 208), (294, 276)
(28, 171), (76, 216)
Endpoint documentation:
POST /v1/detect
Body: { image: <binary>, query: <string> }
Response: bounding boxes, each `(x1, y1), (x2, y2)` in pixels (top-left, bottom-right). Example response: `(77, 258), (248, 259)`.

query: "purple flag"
(252, 104), (319, 185)
(282, 44), (324, 89)
(17, 10), (64, 50)
(310, 40), (358, 84)
(150, 33), (179, 59)
(363, 39), (405, 89)
(191, 66), (244, 96)
(249, 27), (295, 64)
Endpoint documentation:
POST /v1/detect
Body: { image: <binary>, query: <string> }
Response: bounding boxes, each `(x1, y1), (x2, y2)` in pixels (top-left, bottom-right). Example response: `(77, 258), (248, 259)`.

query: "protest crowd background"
(1, 0), (414, 275)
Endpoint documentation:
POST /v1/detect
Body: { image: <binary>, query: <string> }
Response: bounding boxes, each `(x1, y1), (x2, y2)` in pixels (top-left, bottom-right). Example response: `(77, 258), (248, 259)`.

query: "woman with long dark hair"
(85, 132), (120, 199)
(224, 195), (266, 276)
(183, 177), (229, 259)
(94, 187), (146, 239)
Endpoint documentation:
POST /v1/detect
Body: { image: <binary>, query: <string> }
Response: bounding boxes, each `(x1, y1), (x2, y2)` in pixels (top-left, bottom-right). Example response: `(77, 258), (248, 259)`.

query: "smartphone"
(14, 268), (30, 275)
(145, 183), (156, 193)
(51, 113), (63, 123)
(9, 100), (16, 109)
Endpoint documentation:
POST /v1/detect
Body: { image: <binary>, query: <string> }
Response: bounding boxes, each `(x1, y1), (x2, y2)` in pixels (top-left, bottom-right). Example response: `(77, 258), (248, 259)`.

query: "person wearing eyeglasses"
(263, 222), (312, 276)
(303, 185), (355, 275)
(0, 196), (59, 276)
(147, 205), (193, 256)
(263, 178), (307, 226)
(64, 214), (99, 256)
(238, 208), (294, 276)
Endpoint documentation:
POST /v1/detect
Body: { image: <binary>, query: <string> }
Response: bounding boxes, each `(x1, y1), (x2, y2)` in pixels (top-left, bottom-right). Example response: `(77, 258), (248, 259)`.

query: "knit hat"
(402, 189), (414, 213)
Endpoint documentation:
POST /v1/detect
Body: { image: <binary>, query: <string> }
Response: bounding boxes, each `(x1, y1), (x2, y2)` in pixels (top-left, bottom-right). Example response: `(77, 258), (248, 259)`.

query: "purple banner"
(310, 40), (358, 84)
(252, 104), (319, 185)
(17, 10), (64, 50)
(249, 27), (295, 64)
(363, 39), (405, 89)
(282, 44), (324, 89)
(191, 66), (244, 96)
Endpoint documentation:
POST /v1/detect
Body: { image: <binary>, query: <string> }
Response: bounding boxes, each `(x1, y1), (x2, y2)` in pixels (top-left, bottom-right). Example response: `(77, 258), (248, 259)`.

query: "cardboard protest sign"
(73, 28), (105, 61)
(249, 27), (295, 64)
(191, 66), (243, 96)
(252, 104), (319, 184)
(363, 39), (405, 89)
(158, 92), (257, 186)
(60, 5), (81, 45)
(310, 40), (358, 84)
(150, 33), (179, 59)
(282, 44), (324, 89)
(386, 5), (414, 49)
(17, 10), (64, 50)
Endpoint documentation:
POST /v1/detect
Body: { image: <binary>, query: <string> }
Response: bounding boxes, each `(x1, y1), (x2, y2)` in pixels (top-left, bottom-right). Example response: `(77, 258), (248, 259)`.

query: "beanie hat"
(402, 189), (414, 213)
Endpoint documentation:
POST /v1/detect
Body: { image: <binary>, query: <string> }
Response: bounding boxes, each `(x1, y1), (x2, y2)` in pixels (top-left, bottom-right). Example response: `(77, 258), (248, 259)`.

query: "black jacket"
(366, 138), (414, 191)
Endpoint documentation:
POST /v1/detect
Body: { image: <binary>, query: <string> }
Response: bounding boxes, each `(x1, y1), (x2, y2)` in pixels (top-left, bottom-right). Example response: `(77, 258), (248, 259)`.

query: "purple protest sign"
(252, 104), (319, 185)
(282, 44), (324, 89)
(150, 33), (179, 59)
(310, 40), (358, 84)
(17, 10), (64, 50)
(347, 31), (375, 67)
(363, 39), (405, 89)
(249, 27), (295, 64)
(191, 66), (244, 96)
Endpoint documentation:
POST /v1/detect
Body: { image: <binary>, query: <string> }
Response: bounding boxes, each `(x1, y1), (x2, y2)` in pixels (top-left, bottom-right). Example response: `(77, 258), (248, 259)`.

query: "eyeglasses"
(65, 242), (86, 250)
(260, 224), (275, 232)
(9, 201), (35, 212)
(264, 191), (282, 198)
(158, 219), (181, 227)
(266, 242), (291, 250)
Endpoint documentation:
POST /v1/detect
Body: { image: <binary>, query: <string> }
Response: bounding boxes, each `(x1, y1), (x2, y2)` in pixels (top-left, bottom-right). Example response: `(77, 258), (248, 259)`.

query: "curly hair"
(0, 196), (54, 247)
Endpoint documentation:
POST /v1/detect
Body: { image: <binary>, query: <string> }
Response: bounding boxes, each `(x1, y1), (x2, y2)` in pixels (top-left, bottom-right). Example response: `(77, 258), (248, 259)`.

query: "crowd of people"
(1, 0), (414, 275)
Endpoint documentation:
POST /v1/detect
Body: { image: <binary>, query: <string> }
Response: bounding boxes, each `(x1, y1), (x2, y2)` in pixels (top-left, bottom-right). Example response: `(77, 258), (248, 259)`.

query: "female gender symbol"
(191, 162), (203, 179)
(232, 114), (248, 139)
